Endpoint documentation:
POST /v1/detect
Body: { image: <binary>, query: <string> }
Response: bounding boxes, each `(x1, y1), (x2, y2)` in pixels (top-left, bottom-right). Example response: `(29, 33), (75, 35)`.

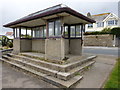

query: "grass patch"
(104, 58), (120, 88)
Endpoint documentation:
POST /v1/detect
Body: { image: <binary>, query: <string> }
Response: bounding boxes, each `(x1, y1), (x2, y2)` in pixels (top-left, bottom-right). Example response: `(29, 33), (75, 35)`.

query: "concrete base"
(1, 52), (96, 88)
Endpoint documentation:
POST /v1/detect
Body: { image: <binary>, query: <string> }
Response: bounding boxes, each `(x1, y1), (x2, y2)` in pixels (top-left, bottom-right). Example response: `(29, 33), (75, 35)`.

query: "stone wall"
(84, 34), (114, 47)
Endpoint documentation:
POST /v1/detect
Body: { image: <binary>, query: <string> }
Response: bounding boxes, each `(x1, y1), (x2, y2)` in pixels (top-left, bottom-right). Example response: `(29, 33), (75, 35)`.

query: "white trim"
(103, 13), (119, 22)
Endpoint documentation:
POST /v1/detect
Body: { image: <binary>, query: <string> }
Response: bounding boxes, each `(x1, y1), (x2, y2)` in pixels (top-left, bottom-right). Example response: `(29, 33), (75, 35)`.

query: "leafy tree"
(1, 36), (13, 48)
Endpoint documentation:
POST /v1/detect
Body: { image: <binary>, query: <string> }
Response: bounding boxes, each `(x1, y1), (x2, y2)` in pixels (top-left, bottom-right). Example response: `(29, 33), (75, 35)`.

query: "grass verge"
(104, 58), (120, 88)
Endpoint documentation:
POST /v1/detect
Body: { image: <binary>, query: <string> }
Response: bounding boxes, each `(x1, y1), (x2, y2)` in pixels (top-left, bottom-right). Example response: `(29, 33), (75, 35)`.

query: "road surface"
(83, 46), (119, 57)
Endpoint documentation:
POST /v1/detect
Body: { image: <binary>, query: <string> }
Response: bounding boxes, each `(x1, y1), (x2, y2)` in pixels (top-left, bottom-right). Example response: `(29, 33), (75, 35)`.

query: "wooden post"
(19, 27), (21, 39)
(16, 28), (17, 38)
(13, 28), (15, 39)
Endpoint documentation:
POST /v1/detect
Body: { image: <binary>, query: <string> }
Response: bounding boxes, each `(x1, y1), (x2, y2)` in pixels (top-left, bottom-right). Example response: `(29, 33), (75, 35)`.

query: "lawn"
(104, 58), (120, 88)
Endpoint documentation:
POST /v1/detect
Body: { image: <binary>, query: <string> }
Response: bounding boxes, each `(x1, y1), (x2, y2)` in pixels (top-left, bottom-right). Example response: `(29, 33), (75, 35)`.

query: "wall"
(84, 34), (114, 47)
(64, 39), (69, 55)
(70, 39), (82, 55)
(20, 39), (32, 52)
(32, 39), (45, 53)
(13, 39), (20, 53)
(45, 38), (65, 60)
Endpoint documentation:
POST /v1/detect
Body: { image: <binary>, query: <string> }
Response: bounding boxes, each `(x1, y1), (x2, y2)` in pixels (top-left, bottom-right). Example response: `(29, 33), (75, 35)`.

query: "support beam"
(19, 27), (21, 39)
(13, 28), (15, 39)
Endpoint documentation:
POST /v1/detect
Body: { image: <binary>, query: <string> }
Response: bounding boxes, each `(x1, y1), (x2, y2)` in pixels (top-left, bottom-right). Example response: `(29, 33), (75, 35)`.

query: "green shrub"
(101, 28), (111, 34)
(111, 27), (120, 36)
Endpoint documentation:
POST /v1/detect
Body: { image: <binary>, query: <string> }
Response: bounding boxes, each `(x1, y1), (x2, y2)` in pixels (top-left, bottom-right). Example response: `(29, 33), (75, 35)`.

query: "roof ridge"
(92, 13), (110, 16)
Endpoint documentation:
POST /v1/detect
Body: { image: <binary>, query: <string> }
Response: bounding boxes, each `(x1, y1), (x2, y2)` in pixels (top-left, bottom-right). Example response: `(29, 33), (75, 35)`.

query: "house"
(2, 4), (96, 87)
(86, 13), (120, 32)
(5, 32), (13, 39)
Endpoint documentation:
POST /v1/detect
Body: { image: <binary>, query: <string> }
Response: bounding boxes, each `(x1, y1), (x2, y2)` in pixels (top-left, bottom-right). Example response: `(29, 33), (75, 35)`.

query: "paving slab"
(1, 62), (57, 88)
(74, 55), (117, 88)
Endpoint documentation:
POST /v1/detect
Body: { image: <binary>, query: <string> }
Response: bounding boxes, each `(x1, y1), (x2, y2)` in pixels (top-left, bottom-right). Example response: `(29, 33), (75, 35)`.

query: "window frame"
(88, 24), (93, 28)
(97, 22), (104, 27)
(48, 19), (62, 38)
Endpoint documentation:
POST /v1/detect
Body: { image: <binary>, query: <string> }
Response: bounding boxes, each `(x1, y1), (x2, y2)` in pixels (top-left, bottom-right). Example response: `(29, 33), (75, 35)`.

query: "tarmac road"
(83, 46), (119, 57)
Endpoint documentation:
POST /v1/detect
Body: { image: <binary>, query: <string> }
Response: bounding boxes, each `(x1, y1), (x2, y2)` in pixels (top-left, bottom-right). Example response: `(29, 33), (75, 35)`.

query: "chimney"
(87, 12), (92, 18)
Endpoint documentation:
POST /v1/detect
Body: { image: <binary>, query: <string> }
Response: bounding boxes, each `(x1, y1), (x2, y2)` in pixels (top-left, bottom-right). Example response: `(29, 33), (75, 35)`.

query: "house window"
(70, 25), (82, 38)
(76, 25), (81, 37)
(107, 20), (118, 26)
(26, 28), (32, 38)
(64, 26), (68, 38)
(40, 27), (44, 37)
(48, 19), (61, 37)
(32, 26), (46, 38)
(21, 28), (27, 38)
(43, 26), (46, 38)
(49, 22), (54, 37)
(55, 20), (61, 36)
(88, 24), (93, 28)
(35, 27), (40, 38)
(97, 22), (104, 27)
(70, 26), (75, 37)
(115, 20), (118, 25)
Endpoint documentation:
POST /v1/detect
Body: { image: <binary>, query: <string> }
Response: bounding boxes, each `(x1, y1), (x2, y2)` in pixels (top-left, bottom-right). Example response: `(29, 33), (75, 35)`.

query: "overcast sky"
(0, 0), (119, 35)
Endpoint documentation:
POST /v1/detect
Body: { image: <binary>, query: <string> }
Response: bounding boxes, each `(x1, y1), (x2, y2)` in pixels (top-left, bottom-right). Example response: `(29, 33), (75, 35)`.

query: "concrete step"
(57, 60), (95, 80)
(3, 55), (95, 81)
(0, 58), (83, 88)
(7, 53), (96, 72)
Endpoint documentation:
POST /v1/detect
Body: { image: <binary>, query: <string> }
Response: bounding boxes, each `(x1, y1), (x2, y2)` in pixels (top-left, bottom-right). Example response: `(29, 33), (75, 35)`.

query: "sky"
(0, 0), (119, 35)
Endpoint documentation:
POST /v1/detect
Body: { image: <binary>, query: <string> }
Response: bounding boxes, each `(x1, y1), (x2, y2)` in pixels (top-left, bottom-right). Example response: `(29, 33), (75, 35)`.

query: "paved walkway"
(1, 54), (117, 88)
(1, 61), (57, 88)
(75, 54), (117, 88)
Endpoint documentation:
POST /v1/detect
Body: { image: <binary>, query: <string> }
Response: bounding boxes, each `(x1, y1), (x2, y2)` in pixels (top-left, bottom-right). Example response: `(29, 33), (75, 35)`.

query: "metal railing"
(0, 49), (13, 58)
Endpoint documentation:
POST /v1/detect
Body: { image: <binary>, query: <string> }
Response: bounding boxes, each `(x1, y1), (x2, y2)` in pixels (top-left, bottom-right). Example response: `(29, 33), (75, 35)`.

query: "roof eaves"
(3, 7), (95, 27)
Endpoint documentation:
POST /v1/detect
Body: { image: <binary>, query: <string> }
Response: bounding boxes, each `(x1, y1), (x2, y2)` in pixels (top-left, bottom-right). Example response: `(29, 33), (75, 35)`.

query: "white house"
(86, 13), (120, 32)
